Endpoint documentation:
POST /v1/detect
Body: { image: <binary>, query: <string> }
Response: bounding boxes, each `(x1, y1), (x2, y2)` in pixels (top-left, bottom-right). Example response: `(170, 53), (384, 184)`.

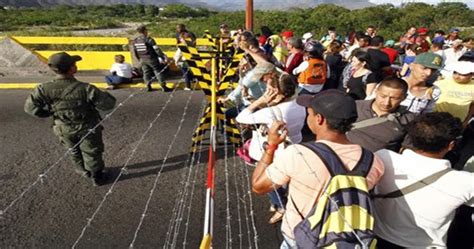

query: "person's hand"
(217, 97), (228, 104)
(267, 120), (288, 145)
(257, 87), (278, 106)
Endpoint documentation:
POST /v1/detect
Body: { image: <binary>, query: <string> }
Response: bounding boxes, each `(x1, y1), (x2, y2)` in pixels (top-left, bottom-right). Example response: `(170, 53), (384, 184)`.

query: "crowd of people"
(215, 24), (473, 248)
(24, 21), (473, 248)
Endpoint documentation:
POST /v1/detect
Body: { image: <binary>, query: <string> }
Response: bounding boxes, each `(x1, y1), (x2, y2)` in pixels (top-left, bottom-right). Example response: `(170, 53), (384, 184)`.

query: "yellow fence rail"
(8, 36), (215, 70)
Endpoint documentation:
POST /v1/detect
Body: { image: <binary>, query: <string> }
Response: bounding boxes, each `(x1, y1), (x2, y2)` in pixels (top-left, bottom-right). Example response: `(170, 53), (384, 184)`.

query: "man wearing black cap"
(24, 52), (116, 186)
(132, 25), (172, 92)
(251, 90), (384, 247)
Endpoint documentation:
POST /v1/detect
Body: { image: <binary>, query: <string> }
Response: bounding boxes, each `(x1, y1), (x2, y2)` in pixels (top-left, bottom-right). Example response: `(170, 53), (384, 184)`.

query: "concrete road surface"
(0, 88), (282, 248)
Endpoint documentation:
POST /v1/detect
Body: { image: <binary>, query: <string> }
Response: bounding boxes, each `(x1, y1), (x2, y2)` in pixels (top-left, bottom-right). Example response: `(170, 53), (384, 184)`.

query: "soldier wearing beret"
(24, 52), (116, 186)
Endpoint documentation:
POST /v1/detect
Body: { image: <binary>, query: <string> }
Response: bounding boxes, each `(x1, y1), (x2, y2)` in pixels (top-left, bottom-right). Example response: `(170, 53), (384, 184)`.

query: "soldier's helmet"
(304, 40), (324, 57)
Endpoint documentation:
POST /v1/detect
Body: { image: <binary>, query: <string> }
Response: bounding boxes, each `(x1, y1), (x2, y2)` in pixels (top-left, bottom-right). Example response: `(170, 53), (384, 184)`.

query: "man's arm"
(24, 85), (52, 118)
(463, 102), (474, 128)
(87, 85), (116, 111)
(252, 121), (288, 194)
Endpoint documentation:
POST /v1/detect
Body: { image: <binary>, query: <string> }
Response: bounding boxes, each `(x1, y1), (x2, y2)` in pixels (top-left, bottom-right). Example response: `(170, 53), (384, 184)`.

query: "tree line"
(0, 3), (473, 40)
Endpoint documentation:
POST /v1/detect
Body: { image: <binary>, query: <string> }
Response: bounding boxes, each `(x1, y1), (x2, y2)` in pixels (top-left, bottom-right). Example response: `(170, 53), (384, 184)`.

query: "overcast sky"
(369, 0), (474, 7)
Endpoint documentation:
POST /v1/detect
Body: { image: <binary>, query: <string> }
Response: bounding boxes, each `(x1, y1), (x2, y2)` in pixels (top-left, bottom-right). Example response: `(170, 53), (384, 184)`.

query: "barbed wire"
(128, 87), (196, 248)
(246, 79), (370, 247)
(1, 87), (144, 216)
(222, 121), (233, 249)
(231, 143), (244, 249)
(169, 99), (208, 249)
(71, 87), (178, 249)
(181, 139), (205, 248)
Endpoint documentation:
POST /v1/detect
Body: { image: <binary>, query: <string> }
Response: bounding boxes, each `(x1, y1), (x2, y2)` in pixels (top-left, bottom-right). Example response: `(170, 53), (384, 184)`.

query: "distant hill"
(0, 0), (375, 10)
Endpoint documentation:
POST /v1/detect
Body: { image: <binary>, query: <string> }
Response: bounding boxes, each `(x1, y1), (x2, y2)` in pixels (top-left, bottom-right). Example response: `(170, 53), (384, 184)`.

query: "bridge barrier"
(9, 36), (215, 70)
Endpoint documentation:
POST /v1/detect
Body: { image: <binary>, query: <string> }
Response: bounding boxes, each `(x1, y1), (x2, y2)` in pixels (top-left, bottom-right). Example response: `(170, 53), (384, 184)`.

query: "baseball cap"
(48, 52), (82, 70)
(384, 39), (395, 47)
(296, 90), (358, 121)
(417, 27), (428, 35)
(414, 52), (443, 70)
(459, 50), (474, 62)
(452, 39), (463, 47)
(281, 30), (294, 38)
(449, 61), (474, 75)
(449, 28), (460, 33)
(302, 32), (313, 43)
(250, 61), (276, 82)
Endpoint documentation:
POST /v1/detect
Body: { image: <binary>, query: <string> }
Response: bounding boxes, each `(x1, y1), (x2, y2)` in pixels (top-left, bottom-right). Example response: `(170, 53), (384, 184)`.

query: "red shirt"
(285, 51), (304, 74)
(381, 47), (398, 64)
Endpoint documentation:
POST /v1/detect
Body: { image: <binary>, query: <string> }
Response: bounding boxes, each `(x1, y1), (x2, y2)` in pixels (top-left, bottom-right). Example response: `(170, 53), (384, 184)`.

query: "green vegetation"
(0, 3), (473, 39)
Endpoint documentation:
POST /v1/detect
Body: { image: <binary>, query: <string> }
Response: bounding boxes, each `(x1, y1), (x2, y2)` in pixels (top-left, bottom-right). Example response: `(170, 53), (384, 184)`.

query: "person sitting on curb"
(105, 54), (133, 90)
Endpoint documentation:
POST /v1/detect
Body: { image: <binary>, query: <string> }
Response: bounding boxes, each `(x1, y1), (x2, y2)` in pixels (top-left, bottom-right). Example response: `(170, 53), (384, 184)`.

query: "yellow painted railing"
(9, 36), (215, 70)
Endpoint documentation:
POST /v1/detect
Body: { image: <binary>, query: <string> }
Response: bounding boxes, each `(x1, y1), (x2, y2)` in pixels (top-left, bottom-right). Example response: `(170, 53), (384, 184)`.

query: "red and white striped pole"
(200, 56), (217, 249)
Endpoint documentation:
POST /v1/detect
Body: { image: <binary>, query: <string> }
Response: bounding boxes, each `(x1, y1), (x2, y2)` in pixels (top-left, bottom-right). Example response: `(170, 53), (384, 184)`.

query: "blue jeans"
(280, 233), (297, 249)
(181, 64), (193, 88)
(105, 75), (132, 85)
(269, 186), (287, 210)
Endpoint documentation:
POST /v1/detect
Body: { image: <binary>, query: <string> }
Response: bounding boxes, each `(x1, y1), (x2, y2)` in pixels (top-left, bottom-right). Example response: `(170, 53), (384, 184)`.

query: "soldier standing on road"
(132, 25), (172, 92)
(24, 52), (116, 186)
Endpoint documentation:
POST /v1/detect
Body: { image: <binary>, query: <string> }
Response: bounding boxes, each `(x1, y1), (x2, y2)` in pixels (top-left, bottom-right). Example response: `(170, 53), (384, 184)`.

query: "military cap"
(48, 52), (82, 70)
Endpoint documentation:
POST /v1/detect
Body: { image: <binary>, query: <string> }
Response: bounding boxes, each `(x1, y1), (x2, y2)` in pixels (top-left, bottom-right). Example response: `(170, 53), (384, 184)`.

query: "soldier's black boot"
(91, 170), (106, 187)
(160, 83), (173, 92)
(146, 83), (153, 92)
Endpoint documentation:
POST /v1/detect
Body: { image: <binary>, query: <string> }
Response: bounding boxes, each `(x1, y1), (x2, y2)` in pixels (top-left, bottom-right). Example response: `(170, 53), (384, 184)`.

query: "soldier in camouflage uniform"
(24, 52), (116, 186)
(132, 25), (172, 92)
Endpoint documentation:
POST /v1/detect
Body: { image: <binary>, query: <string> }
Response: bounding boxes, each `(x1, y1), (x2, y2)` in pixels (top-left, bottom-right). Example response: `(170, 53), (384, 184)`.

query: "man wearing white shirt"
(373, 112), (473, 248)
(105, 54), (133, 90)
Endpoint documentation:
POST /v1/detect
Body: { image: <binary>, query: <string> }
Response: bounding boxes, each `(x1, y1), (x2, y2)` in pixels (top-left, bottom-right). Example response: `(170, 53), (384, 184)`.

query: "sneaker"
(244, 161), (256, 167)
(268, 210), (285, 224)
(106, 85), (117, 90)
(184, 87), (191, 91)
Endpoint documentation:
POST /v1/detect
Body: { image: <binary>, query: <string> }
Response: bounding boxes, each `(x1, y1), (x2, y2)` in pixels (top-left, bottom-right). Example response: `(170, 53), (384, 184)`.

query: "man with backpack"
(252, 90), (384, 248)
(132, 25), (172, 92)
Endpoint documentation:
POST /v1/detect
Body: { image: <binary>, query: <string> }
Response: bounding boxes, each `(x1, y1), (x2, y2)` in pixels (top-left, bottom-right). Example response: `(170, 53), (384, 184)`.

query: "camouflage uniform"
(24, 52), (116, 185)
(132, 25), (171, 92)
